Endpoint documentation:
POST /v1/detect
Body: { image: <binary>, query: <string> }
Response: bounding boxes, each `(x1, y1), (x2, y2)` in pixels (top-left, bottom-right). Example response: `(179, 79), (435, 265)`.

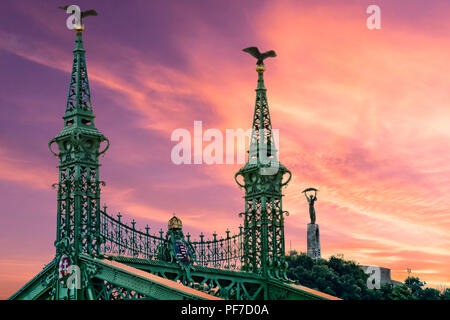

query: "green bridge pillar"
(49, 25), (109, 299)
(235, 61), (292, 280)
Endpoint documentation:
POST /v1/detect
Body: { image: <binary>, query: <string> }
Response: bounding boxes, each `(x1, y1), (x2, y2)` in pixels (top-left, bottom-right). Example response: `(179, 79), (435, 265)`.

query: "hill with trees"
(286, 251), (450, 300)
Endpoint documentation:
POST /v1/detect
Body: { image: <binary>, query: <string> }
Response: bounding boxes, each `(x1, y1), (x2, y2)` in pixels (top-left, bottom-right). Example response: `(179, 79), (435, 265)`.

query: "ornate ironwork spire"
(235, 48), (292, 279)
(63, 27), (94, 126)
(49, 24), (109, 300)
(249, 64), (275, 164)
(242, 46), (278, 164)
(68, 31), (90, 109)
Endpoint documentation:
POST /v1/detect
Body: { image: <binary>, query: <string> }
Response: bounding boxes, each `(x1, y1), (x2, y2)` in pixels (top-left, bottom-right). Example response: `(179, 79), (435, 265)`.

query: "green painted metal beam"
(104, 255), (339, 300)
(8, 260), (55, 300)
(80, 255), (223, 300)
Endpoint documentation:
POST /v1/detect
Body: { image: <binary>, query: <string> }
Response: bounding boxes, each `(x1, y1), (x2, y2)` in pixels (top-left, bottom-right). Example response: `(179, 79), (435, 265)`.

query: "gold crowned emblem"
(168, 215), (182, 230)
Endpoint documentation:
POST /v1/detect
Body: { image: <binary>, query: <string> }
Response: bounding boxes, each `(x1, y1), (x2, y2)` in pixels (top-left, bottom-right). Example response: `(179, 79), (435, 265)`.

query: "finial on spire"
(74, 25), (84, 33)
(242, 46), (277, 73)
(255, 64), (266, 73)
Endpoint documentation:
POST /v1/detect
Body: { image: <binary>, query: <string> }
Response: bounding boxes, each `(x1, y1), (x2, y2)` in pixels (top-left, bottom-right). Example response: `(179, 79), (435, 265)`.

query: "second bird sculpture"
(242, 47), (277, 66)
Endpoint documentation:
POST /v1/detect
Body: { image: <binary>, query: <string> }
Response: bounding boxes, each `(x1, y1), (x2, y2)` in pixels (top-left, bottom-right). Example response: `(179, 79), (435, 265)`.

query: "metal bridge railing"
(99, 210), (244, 271)
(100, 209), (167, 260)
(186, 227), (243, 270)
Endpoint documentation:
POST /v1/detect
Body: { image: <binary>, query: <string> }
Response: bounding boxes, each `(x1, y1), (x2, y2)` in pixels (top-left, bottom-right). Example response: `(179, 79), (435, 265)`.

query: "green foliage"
(391, 284), (414, 300)
(286, 252), (376, 300)
(404, 276), (425, 295)
(420, 288), (441, 300)
(286, 251), (446, 300)
(441, 288), (450, 300)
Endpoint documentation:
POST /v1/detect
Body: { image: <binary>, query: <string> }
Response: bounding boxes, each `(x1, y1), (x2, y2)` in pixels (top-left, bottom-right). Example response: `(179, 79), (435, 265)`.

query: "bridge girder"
(104, 255), (334, 300)
(10, 255), (337, 300)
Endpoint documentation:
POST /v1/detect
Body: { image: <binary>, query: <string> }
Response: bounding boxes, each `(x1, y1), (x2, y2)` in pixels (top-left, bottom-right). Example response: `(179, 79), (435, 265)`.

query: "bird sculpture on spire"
(242, 47), (277, 66)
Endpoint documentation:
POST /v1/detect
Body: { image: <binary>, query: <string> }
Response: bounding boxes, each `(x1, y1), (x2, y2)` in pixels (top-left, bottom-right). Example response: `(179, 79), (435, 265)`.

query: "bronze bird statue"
(59, 5), (98, 23)
(242, 47), (277, 65)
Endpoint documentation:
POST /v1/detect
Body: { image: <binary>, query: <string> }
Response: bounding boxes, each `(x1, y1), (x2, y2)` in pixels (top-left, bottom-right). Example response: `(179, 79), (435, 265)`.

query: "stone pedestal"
(307, 223), (321, 259)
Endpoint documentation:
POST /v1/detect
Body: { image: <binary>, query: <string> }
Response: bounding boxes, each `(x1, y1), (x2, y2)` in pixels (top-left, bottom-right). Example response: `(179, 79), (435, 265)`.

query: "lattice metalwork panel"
(250, 89), (274, 157)
(56, 165), (102, 259)
(99, 210), (243, 270)
(187, 230), (243, 270)
(100, 210), (167, 260)
(66, 33), (92, 113)
(91, 279), (148, 300)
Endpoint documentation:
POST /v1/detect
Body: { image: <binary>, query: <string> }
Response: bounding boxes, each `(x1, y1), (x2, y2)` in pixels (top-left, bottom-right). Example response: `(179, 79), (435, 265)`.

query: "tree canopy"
(286, 251), (447, 300)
